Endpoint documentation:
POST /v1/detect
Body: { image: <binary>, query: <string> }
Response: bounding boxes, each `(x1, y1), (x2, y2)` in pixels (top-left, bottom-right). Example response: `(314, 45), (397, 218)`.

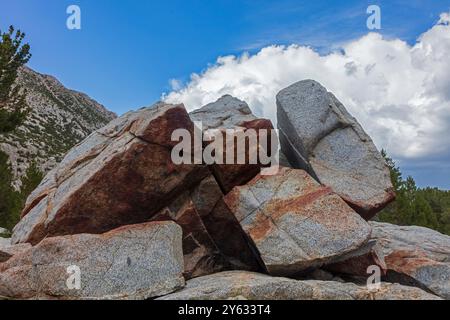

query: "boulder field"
(1, 80), (448, 300)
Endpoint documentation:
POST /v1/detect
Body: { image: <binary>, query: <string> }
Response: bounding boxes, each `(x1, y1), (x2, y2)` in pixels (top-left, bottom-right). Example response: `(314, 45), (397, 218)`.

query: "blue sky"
(2, 0), (448, 113)
(2, 0), (450, 188)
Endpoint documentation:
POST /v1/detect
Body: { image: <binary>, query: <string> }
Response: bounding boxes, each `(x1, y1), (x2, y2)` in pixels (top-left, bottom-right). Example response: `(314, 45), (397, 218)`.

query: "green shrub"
(0, 151), (43, 230)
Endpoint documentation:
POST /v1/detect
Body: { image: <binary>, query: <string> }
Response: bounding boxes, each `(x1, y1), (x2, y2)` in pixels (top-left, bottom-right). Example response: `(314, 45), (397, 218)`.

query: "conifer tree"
(378, 150), (448, 234)
(0, 25), (31, 133)
(19, 162), (44, 204)
(0, 151), (21, 230)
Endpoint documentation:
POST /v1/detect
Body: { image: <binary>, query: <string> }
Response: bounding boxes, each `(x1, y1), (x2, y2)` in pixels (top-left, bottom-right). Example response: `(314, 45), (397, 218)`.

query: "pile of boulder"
(0, 80), (448, 300)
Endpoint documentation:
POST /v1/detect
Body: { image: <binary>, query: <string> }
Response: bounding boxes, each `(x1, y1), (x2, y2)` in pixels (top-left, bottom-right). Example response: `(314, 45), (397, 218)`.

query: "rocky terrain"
(0, 80), (448, 300)
(0, 67), (116, 188)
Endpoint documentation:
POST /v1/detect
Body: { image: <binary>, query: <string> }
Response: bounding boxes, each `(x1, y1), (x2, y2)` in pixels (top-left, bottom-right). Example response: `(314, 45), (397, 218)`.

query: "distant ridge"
(0, 66), (116, 187)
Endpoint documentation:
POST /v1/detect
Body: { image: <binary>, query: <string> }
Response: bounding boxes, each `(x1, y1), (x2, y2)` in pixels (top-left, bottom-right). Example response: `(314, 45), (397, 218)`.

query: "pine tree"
(0, 26), (34, 231)
(0, 151), (21, 230)
(0, 25), (32, 133)
(381, 149), (403, 191)
(413, 194), (437, 229)
(19, 162), (44, 204)
(378, 150), (405, 224)
(378, 150), (448, 235)
(0, 156), (44, 231)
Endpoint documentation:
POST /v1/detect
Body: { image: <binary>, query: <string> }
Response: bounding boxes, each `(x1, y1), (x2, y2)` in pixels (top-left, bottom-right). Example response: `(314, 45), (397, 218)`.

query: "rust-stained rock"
(0, 222), (184, 300)
(325, 240), (387, 277)
(220, 167), (372, 276)
(370, 222), (450, 299)
(151, 176), (227, 279)
(277, 80), (395, 219)
(12, 103), (209, 245)
(155, 174), (263, 274)
(201, 197), (264, 272)
(190, 95), (275, 194)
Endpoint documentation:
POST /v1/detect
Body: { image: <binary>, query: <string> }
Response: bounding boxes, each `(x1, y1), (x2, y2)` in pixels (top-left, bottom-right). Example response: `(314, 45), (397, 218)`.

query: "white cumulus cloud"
(164, 12), (450, 162)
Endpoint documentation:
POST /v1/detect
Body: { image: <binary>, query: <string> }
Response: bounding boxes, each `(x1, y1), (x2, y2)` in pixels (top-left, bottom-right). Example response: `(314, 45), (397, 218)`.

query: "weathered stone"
(369, 222), (450, 299)
(158, 271), (440, 300)
(201, 198), (263, 273)
(325, 223), (450, 299)
(325, 240), (387, 277)
(221, 167), (372, 276)
(151, 176), (227, 279)
(0, 236), (10, 247)
(278, 151), (292, 167)
(190, 95), (275, 193)
(0, 242), (32, 263)
(0, 227), (9, 237)
(0, 222), (185, 300)
(12, 103), (209, 245)
(277, 80), (395, 219)
(189, 175), (224, 219)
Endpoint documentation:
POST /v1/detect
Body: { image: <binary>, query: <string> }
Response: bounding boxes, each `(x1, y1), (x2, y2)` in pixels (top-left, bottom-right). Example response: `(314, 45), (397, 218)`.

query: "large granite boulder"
(277, 80), (395, 220)
(0, 222), (184, 300)
(12, 103), (209, 245)
(371, 222), (450, 299)
(200, 195), (263, 273)
(324, 222), (450, 299)
(216, 167), (371, 276)
(158, 271), (440, 300)
(190, 95), (275, 194)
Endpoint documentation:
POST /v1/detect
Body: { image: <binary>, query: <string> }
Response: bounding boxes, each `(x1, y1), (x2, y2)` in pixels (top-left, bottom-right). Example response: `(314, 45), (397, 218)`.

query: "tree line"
(0, 26), (42, 231)
(378, 151), (450, 235)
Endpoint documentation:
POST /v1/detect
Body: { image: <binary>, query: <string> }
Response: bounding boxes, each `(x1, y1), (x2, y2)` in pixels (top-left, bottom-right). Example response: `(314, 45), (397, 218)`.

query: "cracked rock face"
(0, 222), (185, 300)
(157, 271), (441, 300)
(220, 167), (372, 276)
(151, 176), (228, 279)
(12, 103), (209, 245)
(190, 95), (275, 194)
(277, 80), (395, 220)
(157, 174), (262, 274)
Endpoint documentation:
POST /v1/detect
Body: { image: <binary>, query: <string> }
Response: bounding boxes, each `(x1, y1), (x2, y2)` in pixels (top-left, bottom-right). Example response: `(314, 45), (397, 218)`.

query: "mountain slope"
(0, 66), (116, 187)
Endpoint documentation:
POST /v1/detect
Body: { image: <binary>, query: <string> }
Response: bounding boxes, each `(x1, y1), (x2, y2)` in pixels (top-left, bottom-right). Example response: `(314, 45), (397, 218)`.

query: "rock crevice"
(1, 82), (447, 300)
